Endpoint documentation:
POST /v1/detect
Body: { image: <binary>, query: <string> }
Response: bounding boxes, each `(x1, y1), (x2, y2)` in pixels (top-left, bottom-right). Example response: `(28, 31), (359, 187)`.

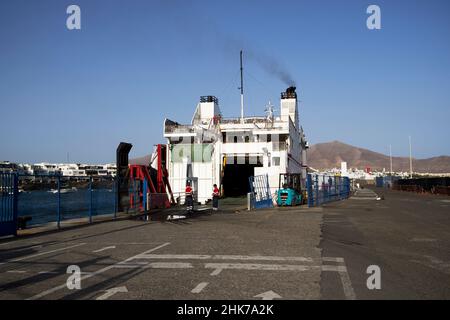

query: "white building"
(163, 87), (308, 204)
(58, 164), (86, 177)
(32, 163), (59, 176)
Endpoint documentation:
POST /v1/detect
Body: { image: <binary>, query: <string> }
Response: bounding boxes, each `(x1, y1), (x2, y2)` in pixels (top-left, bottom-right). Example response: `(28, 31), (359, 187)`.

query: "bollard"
(247, 192), (252, 211)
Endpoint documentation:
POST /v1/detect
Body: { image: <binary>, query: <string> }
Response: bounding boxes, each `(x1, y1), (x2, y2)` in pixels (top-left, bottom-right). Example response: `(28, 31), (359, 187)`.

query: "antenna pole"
(389, 144), (392, 175)
(409, 136), (413, 178)
(240, 50), (244, 123)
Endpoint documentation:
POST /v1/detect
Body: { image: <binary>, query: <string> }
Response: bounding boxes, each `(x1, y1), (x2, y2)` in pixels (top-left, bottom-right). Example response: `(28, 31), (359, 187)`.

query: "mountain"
(130, 141), (450, 173)
(308, 141), (450, 173)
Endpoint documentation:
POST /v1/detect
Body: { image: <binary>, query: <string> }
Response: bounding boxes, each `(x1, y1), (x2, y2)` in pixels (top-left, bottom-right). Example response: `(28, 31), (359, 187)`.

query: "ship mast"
(240, 50), (244, 123)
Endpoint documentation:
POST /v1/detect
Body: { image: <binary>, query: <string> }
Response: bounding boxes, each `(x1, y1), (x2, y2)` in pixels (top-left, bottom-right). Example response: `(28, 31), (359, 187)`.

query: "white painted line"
(254, 290), (282, 300)
(410, 238), (437, 242)
(38, 271), (58, 275)
(114, 260), (155, 269)
(191, 282), (208, 294)
(8, 243), (87, 263)
(114, 264), (147, 269)
(210, 268), (223, 276)
(338, 268), (356, 300)
(139, 254), (315, 263)
(321, 265), (347, 272)
(0, 241), (18, 247)
(5, 269), (26, 274)
(139, 254), (211, 260)
(213, 255), (314, 263)
(204, 263), (318, 272)
(322, 257), (345, 263)
(145, 262), (193, 269)
(96, 286), (128, 300)
(27, 242), (171, 300)
(93, 246), (116, 253)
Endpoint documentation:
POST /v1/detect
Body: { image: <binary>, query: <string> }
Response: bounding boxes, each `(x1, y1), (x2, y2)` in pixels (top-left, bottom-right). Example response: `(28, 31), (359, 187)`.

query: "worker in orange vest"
(212, 184), (220, 211)
(185, 182), (194, 213)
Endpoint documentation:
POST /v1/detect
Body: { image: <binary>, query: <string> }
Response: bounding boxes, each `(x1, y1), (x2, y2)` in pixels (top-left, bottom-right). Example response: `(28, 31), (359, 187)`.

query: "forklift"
(276, 173), (303, 206)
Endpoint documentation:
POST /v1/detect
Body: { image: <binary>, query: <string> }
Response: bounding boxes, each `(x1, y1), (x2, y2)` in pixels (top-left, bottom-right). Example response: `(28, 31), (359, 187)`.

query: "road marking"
(204, 263), (347, 272)
(410, 238), (437, 242)
(114, 264), (148, 269)
(0, 240), (19, 247)
(38, 271), (58, 275)
(210, 268), (222, 276)
(27, 242), (171, 300)
(93, 246), (116, 253)
(322, 257), (345, 263)
(191, 282), (208, 294)
(139, 254), (211, 260)
(321, 265), (347, 272)
(214, 255), (314, 262)
(338, 269), (356, 300)
(8, 243), (87, 263)
(205, 263), (317, 271)
(114, 261), (150, 268)
(6, 269), (27, 274)
(410, 256), (450, 275)
(96, 286), (128, 300)
(254, 290), (281, 300)
(333, 260), (356, 300)
(145, 262), (193, 269)
(139, 254), (315, 263)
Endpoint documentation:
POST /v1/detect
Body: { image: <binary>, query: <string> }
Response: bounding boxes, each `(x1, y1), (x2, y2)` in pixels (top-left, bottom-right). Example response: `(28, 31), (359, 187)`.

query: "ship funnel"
(280, 86), (299, 128)
(281, 86), (297, 99)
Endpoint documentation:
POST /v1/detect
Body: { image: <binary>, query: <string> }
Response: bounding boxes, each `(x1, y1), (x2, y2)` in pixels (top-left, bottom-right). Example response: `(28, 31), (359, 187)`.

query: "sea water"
(17, 188), (115, 226)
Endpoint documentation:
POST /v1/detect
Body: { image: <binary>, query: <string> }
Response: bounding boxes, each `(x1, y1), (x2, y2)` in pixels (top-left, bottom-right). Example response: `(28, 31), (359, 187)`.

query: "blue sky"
(1, 0), (449, 163)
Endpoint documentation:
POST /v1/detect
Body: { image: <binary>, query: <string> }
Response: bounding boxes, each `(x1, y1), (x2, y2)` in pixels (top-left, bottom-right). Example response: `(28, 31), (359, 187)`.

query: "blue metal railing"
(0, 173), (18, 237)
(249, 174), (274, 209)
(306, 173), (350, 207)
(13, 174), (117, 229)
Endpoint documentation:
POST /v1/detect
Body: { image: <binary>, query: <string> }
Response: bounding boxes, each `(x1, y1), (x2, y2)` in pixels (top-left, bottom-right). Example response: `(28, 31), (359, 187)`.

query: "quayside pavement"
(1, 188), (449, 299)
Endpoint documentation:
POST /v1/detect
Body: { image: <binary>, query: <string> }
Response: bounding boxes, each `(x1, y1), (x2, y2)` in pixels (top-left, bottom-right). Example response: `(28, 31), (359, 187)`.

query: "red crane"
(128, 144), (174, 211)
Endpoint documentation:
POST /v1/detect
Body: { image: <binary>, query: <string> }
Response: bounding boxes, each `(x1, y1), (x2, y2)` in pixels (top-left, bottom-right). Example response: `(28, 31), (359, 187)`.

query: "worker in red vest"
(185, 182), (194, 213)
(212, 184), (220, 211)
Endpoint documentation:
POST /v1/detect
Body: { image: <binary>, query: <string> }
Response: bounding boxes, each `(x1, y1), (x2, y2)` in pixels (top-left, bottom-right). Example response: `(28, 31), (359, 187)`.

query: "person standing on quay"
(185, 182), (193, 213)
(212, 184), (220, 211)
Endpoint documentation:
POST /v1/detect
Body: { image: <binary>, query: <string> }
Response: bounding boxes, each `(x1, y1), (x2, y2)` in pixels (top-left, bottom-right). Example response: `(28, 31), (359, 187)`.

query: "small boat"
(48, 187), (77, 194)
(60, 187), (77, 194)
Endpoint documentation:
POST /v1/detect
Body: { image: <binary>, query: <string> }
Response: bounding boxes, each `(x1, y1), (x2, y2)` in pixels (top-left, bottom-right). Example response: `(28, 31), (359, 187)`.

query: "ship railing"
(220, 116), (268, 124)
(164, 124), (195, 134)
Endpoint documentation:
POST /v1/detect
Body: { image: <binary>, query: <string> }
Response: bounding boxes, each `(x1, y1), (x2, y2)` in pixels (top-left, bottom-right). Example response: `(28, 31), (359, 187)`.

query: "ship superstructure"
(163, 86), (308, 204)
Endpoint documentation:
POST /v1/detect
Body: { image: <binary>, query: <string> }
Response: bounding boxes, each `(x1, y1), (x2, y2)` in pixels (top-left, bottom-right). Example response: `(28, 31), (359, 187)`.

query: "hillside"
(308, 141), (450, 173)
(130, 141), (450, 173)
